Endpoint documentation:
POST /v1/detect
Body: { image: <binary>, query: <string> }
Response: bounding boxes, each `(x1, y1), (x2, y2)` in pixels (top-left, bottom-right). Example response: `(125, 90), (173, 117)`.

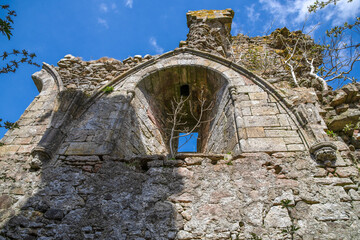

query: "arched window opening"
(137, 66), (228, 157)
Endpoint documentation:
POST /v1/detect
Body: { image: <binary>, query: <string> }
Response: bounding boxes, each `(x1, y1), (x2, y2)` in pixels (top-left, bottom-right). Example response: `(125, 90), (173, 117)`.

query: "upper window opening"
(180, 84), (190, 96)
(178, 132), (198, 152)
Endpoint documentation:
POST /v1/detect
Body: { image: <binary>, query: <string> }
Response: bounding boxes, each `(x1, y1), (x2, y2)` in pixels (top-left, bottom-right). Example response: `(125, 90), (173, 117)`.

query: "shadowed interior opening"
(137, 65), (228, 154)
(180, 84), (190, 96)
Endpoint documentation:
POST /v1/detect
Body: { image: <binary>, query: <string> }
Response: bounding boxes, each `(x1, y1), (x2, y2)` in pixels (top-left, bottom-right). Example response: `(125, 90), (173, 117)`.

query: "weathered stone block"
(241, 107), (252, 116)
(65, 142), (110, 155)
(240, 138), (287, 152)
(0, 195), (13, 209)
(65, 155), (100, 162)
(251, 105), (279, 116)
(283, 136), (303, 144)
(310, 203), (351, 221)
(184, 157), (202, 165)
(348, 189), (360, 201)
(314, 177), (353, 186)
(245, 127), (265, 138)
(44, 208), (64, 220)
(243, 116), (279, 127)
(236, 85), (262, 93)
(12, 137), (33, 145)
(277, 114), (291, 126)
(0, 145), (20, 156)
(336, 167), (358, 178)
(265, 130), (299, 138)
(286, 144), (305, 151)
(17, 145), (35, 154)
(264, 206), (291, 228)
(248, 92), (268, 100)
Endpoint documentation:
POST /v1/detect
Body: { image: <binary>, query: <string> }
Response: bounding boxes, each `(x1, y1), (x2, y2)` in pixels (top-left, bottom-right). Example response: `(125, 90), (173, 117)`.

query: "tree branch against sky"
(232, 0), (360, 89)
(0, 3), (39, 131)
(0, 4), (39, 74)
(305, 0), (360, 88)
(166, 91), (214, 158)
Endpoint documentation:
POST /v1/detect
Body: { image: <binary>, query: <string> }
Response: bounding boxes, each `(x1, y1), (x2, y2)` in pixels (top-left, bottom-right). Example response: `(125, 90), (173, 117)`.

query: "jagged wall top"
(183, 9), (234, 57)
(186, 9), (234, 29)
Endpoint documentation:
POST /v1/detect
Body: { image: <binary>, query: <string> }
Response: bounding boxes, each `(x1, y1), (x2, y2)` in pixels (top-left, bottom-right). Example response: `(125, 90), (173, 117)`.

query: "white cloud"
(125, 0), (133, 8)
(149, 37), (164, 54)
(258, 0), (360, 29)
(98, 18), (109, 29)
(99, 3), (108, 13)
(258, 0), (290, 25)
(111, 3), (117, 10)
(246, 4), (260, 22)
(329, 0), (360, 26)
(231, 21), (241, 35)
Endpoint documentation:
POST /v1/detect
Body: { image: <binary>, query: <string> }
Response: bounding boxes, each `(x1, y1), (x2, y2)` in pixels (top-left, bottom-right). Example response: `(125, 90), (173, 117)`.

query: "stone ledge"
(314, 177), (353, 186)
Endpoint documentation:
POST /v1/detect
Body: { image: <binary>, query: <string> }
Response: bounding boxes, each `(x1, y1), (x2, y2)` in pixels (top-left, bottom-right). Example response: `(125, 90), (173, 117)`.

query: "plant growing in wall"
(280, 199), (300, 240)
(0, 118), (18, 129)
(326, 129), (337, 139)
(102, 86), (114, 94)
(250, 233), (262, 240)
(343, 123), (355, 137)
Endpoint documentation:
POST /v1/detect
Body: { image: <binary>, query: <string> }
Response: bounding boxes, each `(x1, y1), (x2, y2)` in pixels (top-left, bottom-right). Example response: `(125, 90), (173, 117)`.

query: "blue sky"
(1, 0), (360, 138)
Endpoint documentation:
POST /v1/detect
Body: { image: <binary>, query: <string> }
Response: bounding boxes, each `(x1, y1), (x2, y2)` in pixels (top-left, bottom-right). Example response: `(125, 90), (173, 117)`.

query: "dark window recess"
(180, 84), (190, 96)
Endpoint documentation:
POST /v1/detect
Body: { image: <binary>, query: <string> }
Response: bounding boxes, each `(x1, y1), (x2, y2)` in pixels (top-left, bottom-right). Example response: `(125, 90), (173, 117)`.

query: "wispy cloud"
(258, 0), (360, 28)
(328, 0), (360, 25)
(149, 37), (164, 54)
(246, 4), (260, 22)
(98, 18), (109, 29)
(231, 21), (241, 35)
(125, 0), (133, 8)
(99, 3), (108, 13)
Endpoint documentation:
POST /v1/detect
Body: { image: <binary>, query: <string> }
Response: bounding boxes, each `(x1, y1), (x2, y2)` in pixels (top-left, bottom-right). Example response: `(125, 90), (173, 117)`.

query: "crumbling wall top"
(186, 9), (234, 27)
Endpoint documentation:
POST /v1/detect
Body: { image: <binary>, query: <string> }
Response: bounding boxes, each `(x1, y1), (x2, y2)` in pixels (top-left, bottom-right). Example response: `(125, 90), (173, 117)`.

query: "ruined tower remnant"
(1, 9), (360, 240)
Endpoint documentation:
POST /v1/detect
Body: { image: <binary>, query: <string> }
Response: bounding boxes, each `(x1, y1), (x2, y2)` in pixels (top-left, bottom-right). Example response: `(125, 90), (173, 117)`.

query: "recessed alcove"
(137, 66), (229, 154)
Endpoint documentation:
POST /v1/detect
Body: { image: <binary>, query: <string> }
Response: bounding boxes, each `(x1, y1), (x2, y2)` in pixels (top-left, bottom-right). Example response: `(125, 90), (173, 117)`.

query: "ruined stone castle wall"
(1, 9), (360, 240)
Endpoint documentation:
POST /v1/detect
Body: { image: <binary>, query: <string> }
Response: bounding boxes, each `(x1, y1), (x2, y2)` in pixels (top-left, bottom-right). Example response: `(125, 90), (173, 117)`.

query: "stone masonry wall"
(1, 151), (360, 239)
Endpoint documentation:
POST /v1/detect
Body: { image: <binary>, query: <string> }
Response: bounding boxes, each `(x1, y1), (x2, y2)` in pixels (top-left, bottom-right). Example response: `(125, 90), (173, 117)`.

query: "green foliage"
(0, 4), (39, 74)
(282, 225), (300, 236)
(280, 199), (299, 240)
(343, 123), (354, 135)
(0, 4), (15, 40)
(308, 0), (353, 13)
(1, 49), (39, 74)
(280, 199), (293, 209)
(250, 233), (262, 240)
(246, 48), (260, 69)
(306, 0), (360, 88)
(326, 129), (337, 138)
(0, 118), (19, 130)
(102, 86), (114, 93)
